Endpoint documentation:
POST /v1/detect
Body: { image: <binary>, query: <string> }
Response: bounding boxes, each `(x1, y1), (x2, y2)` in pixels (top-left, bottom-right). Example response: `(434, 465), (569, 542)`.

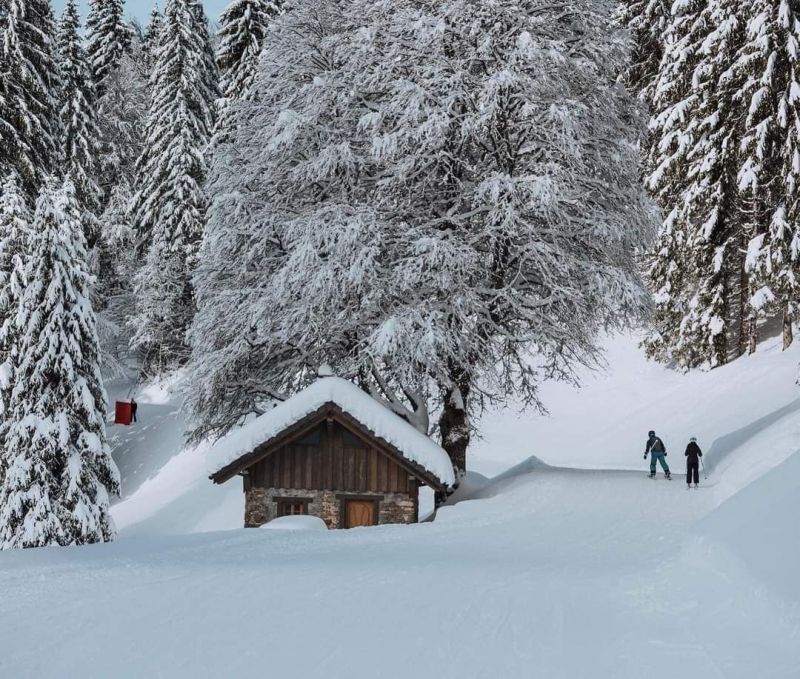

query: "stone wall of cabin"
(244, 487), (417, 529)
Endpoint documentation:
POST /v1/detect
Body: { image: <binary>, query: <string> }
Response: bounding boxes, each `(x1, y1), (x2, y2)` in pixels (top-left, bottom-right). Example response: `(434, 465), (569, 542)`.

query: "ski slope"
(1, 333), (798, 678)
(471, 333), (800, 487)
(0, 453), (798, 678)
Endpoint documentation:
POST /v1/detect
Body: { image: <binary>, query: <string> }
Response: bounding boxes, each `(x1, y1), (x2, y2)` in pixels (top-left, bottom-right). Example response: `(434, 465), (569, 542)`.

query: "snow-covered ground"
(1, 333), (799, 678)
(109, 332), (800, 535)
(1, 456), (798, 678)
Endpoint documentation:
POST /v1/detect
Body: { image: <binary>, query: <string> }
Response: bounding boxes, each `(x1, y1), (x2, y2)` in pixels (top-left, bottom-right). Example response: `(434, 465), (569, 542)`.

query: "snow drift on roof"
(206, 376), (455, 486)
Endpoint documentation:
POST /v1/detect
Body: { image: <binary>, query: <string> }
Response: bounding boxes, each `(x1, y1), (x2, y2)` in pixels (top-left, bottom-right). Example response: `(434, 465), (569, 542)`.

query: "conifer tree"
(642, 0), (705, 366)
(213, 0), (280, 141)
(85, 0), (132, 95)
(737, 0), (800, 350)
(129, 0), (218, 373)
(0, 174), (30, 475)
(58, 0), (103, 246)
(619, 0), (672, 101)
(674, 0), (745, 368)
(0, 0), (60, 196)
(142, 6), (163, 73)
(0, 180), (118, 550)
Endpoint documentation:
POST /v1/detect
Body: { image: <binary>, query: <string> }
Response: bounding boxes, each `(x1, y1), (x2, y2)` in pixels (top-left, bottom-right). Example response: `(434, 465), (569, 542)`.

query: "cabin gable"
(212, 402), (445, 492)
(246, 420), (418, 496)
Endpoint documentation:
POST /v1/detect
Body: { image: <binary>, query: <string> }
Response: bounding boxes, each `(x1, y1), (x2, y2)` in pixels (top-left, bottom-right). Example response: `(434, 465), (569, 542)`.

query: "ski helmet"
(648, 430), (655, 437)
(690, 437), (697, 442)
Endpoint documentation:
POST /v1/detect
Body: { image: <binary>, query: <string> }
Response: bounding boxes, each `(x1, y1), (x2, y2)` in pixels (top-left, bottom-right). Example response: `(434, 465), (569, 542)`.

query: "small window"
(342, 429), (366, 448)
(276, 498), (310, 517)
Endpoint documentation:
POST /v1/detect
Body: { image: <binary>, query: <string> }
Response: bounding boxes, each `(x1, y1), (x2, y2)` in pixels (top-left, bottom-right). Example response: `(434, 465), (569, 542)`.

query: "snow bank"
(206, 376), (455, 486)
(700, 450), (800, 602)
(261, 515), (328, 531)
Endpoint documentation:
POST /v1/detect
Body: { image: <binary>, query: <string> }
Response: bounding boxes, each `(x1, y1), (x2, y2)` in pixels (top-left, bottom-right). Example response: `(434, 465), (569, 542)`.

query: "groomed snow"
(206, 376), (456, 486)
(2, 454), (798, 679)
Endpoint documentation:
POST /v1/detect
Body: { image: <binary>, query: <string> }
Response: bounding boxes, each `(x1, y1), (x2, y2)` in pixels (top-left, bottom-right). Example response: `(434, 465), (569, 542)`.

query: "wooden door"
(344, 500), (376, 528)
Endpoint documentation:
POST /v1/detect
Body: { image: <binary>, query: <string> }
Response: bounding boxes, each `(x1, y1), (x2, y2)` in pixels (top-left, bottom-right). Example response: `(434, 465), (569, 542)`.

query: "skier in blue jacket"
(644, 430), (671, 479)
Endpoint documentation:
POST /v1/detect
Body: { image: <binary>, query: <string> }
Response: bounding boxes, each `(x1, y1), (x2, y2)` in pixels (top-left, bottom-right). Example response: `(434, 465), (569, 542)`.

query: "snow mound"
(700, 449), (800, 602)
(206, 375), (455, 486)
(261, 515), (328, 531)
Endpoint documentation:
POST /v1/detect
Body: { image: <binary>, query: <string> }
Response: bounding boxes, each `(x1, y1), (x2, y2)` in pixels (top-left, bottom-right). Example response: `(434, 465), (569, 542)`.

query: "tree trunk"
(747, 313), (758, 355)
(783, 308), (793, 350)
(438, 379), (470, 485)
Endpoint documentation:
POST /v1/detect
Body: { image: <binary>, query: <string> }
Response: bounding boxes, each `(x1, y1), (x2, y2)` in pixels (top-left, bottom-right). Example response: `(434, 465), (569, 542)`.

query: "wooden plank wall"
(250, 421), (414, 494)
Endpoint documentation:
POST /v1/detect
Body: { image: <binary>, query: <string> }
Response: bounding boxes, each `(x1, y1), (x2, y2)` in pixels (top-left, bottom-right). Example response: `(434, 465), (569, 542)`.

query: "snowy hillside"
(471, 333), (800, 488)
(109, 332), (800, 536)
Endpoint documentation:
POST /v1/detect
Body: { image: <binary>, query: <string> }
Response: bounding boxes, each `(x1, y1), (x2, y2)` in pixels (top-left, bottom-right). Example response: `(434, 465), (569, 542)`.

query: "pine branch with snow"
(618, 0), (672, 102)
(0, 0), (61, 196)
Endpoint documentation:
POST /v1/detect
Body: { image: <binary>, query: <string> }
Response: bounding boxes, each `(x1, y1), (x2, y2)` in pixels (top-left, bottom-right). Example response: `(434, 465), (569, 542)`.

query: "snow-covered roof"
(207, 376), (455, 487)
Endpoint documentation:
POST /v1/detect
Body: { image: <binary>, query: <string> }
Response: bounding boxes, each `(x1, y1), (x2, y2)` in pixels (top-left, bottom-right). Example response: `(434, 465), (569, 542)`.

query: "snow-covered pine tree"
(0, 0), (60, 197)
(0, 173), (30, 484)
(618, 0), (672, 102)
(129, 0), (218, 373)
(673, 0), (746, 368)
(213, 0), (280, 143)
(737, 0), (800, 350)
(85, 0), (132, 95)
(641, 0), (741, 369)
(142, 6), (163, 73)
(58, 0), (103, 247)
(189, 0), (655, 473)
(0, 179), (119, 549)
(641, 0), (703, 365)
(93, 30), (149, 204)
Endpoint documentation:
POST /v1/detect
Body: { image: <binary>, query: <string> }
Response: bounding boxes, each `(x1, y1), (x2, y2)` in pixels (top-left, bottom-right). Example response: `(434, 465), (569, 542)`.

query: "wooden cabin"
(208, 375), (455, 529)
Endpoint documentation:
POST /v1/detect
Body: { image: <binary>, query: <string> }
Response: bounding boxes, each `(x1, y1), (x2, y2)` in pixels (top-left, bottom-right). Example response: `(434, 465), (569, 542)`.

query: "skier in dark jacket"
(685, 437), (702, 488)
(644, 430), (671, 479)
